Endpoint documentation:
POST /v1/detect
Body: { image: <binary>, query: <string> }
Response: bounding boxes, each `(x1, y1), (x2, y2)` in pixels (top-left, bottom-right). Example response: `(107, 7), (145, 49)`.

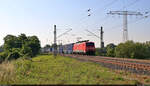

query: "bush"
(2, 34), (41, 62)
(6, 48), (21, 61)
(132, 43), (150, 59)
(95, 48), (106, 56)
(20, 45), (32, 58)
(115, 41), (135, 58)
(115, 41), (150, 59)
(106, 43), (116, 57)
(0, 52), (8, 62)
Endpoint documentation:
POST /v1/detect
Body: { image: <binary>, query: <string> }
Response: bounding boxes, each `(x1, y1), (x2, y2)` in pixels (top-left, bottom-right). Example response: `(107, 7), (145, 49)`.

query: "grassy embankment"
(0, 54), (150, 84)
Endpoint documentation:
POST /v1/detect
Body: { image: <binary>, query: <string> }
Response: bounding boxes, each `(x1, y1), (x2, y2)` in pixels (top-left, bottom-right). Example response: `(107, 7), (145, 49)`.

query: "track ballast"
(61, 54), (150, 76)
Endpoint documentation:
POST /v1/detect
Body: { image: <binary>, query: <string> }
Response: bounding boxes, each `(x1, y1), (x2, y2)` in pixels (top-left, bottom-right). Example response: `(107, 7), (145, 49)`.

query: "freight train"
(50, 40), (96, 55)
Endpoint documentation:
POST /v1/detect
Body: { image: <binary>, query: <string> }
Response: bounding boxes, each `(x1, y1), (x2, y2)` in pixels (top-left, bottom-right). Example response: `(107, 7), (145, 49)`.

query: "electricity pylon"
(107, 11), (143, 42)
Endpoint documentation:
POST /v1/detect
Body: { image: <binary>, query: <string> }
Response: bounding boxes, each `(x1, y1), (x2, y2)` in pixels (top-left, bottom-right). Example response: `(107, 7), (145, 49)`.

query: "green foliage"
(132, 42), (150, 59)
(96, 41), (150, 59)
(95, 48), (106, 56)
(115, 41), (150, 59)
(115, 41), (135, 58)
(0, 52), (8, 62)
(27, 36), (41, 57)
(12, 55), (135, 84)
(0, 45), (4, 52)
(3, 34), (41, 61)
(6, 48), (21, 61)
(0, 55), (150, 84)
(44, 44), (51, 48)
(106, 43), (116, 57)
(20, 45), (32, 58)
(4, 35), (18, 51)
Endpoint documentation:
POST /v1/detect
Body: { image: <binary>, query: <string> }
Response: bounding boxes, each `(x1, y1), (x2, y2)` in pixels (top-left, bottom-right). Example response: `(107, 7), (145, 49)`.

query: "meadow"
(0, 54), (149, 84)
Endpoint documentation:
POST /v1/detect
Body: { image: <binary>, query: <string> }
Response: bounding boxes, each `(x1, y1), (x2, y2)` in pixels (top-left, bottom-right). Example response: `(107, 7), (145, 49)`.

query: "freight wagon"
(62, 43), (74, 54)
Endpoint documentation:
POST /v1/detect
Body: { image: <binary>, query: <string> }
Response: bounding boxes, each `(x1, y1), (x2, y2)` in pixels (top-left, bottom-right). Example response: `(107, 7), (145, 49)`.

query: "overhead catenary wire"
(105, 0), (142, 31)
(76, 0), (120, 31)
(77, 0), (119, 40)
(85, 29), (100, 38)
(96, 0), (119, 12)
(122, 0), (141, 10)
(129, 14), (150, 25)
(107, 13), (150, 31)
(93, 0), (119, 25)
(83, 0), (120, 30)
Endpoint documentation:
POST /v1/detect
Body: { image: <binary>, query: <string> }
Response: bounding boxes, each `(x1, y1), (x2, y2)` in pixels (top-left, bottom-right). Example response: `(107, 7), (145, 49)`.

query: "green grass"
(0, 55), (145, 84)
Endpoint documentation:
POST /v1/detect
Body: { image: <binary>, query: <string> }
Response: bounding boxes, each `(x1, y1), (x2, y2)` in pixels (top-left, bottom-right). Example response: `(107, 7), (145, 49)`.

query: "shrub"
(20, 45), (32, 58)
(115, 41), (135, 58)
(115, 41), (150, 59)
(0, 52), (8, 62)
(95, 48), (106, 56)
(6, 48), (21, 61)
(2, 34), (41, 61)
(106, 43), (116, 57)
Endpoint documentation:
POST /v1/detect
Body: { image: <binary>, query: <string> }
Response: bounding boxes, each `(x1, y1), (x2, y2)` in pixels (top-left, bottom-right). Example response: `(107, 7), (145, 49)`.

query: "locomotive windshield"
(86, 42), (94, 46)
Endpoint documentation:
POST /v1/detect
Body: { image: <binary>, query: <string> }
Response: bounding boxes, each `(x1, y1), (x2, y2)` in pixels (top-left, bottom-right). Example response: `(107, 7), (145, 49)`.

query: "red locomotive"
(73, 40), (95, 55)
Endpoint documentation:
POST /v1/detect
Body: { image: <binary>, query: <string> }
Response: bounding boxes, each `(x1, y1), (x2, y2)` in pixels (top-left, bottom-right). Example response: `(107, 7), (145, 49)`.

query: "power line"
(85, 29), (100, 38)
(94, 0), (119, 24)
(107, 11), (143, 42)
(107, 12), (150, 31)
(129, 14), (150, 25)
(84, 0), (119, 30)
(85, 27), (104, 48)
(77, 0), (119, 33)
(122, 0), (140, 10)
(57, 29), (72, 39)
(97, 0), (119, 12)
(93, 0), (141, 30)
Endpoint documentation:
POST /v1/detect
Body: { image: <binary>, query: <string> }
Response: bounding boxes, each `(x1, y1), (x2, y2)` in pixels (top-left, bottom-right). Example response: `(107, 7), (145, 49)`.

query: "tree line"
(0, 34), (150, 62)
(96, 41), (150, 59)
(0, 34), (41, 62)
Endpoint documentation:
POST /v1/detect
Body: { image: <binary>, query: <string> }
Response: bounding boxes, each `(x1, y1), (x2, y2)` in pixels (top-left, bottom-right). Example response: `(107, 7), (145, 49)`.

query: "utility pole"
(107, 11), (143, 42)
(53, 26), (72, 57)
(86, 27), (104, 48)
(100, 27), (104, 48)
(54, 25), (57, 57)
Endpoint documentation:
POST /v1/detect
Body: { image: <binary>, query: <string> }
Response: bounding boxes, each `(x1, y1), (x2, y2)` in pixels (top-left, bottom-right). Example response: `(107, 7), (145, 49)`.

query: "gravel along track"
(61, 54), (150, 76)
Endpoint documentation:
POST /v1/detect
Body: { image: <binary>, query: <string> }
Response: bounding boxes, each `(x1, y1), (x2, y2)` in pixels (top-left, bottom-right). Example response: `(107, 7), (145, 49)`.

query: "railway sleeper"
(64, 55), (150, 76)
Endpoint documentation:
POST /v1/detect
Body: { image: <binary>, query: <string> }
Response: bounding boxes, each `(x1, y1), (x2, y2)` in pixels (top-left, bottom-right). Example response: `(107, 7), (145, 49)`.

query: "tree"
(44, 44), (51, 48)
(18, 33), (28, 47)
(106, 43), (116, 57)
(20, 44), (32, 57)
(0, 45), (4, 52)
(6, 48), (21, 60)
(95, 48), (106, 56)
(115, 41), (150, 59)
(132, 42), (150, 59)
(3, 34), (41, 60)
(115, 41), (135, 58)
(27, 36), (41, 57)
(3, 35), (18, 51)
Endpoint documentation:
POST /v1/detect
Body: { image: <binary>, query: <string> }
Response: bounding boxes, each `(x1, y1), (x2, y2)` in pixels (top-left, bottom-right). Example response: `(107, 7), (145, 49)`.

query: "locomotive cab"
(73, 40), (96, 55)
(86, 42), (95, 55)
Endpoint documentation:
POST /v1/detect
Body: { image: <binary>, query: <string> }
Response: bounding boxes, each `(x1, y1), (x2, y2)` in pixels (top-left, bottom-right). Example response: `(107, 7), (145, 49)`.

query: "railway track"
(61, 54), (150, 76)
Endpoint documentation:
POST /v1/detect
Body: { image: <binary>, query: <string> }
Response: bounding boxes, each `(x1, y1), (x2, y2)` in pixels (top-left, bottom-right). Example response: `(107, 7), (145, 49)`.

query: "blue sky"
(0, 0), (150, 47)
